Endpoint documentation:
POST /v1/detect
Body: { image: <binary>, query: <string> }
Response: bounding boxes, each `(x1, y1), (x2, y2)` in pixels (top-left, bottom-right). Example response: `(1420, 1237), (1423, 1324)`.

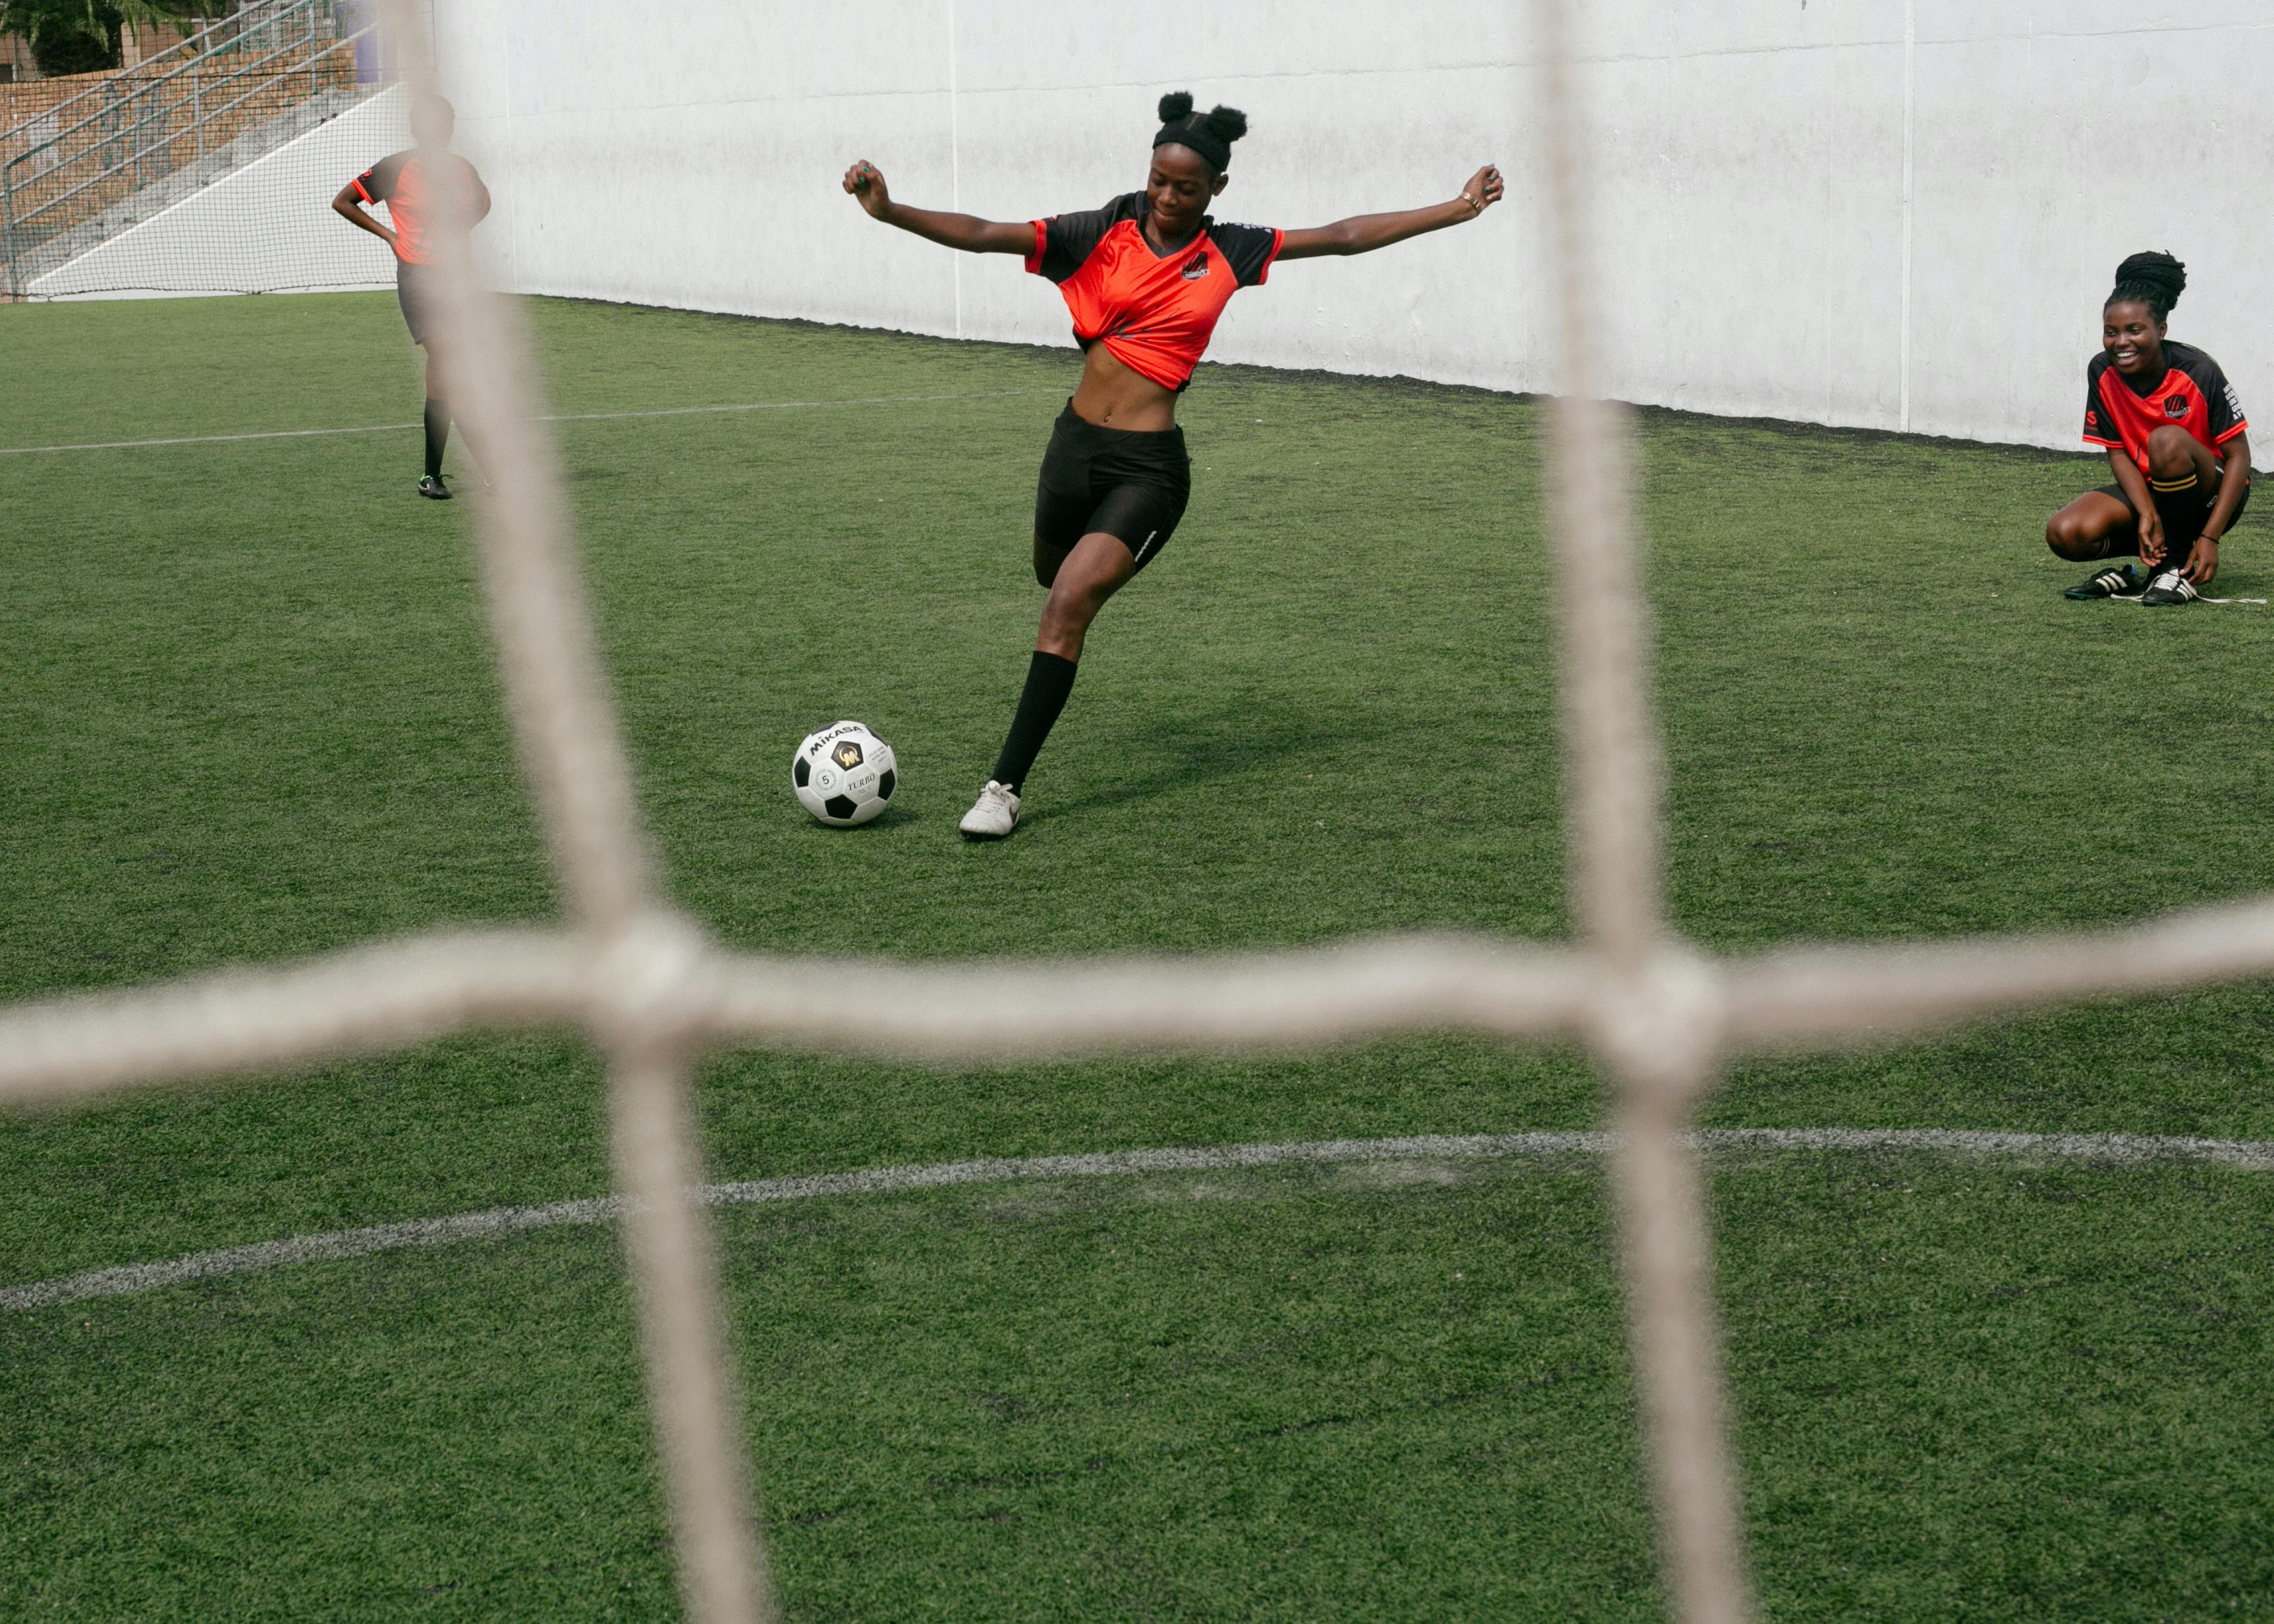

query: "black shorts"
(2095, 466), (2252, 543)
(396, 259), (438, 346)
(1034, 403), (1190, 572)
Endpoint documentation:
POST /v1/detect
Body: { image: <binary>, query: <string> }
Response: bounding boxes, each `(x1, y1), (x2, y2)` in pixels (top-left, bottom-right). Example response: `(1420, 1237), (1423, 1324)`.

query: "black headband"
(1153, 114), (1232, 173)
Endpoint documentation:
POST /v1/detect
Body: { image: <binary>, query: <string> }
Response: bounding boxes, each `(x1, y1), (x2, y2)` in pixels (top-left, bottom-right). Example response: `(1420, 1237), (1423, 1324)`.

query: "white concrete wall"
(92, 3), (2265, 451)
(35, 87), (409, 300)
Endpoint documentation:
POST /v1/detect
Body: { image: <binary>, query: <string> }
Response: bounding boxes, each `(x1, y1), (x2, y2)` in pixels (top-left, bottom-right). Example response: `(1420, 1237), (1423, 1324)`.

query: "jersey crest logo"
(1180, 251), (1209, 281)
(2164, 394), (2190, 420)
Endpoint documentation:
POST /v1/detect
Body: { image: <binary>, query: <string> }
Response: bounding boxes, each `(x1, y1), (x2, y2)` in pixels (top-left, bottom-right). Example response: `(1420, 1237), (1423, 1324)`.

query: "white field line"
(2109, 595), (2268, 607)
(8, 1125), (2271, 1314)
(0, 389), (1062, 457)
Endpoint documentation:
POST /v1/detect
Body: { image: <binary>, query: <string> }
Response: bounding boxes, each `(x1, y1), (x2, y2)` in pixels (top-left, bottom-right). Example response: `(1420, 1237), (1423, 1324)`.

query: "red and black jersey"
(2082, 340), (2248, 470)
(1027, 193), (1283, 391)
(351, 149), (489, 266)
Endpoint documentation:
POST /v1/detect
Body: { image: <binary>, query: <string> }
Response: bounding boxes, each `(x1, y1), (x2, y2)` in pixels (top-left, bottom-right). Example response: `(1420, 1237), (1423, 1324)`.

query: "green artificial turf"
(3, 293), (2273, 1618)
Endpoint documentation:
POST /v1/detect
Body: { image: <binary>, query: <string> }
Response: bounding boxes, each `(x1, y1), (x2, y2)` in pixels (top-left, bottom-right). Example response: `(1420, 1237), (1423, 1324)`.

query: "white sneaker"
(958, 780), (1020, 840)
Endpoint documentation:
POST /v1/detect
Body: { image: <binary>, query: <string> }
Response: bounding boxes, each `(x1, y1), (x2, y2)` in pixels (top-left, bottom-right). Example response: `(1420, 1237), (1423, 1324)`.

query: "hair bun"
(1157, 91), (1195, 122)
(2113, 250), (2187, 311)
(1202, 104), (1248, 144)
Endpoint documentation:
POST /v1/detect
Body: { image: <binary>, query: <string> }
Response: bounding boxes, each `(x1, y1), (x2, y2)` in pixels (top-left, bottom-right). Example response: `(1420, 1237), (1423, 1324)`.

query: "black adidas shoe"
(417, 474), (453, 501)
(2139, 567), (2200, 606)
(2063, 563), (2141, 599)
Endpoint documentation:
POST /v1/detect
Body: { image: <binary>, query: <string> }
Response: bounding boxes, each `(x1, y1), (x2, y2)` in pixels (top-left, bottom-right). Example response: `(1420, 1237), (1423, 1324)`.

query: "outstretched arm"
(842, 160), (1029, 254)
(1277, 165), (1503, 261)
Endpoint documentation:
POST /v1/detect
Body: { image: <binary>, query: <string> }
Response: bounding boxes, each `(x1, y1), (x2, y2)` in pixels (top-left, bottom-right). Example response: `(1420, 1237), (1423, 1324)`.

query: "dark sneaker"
(2139, 567), (2200, 606)
(417, 474), (453, 501)
(2063, 563), (2141, 599)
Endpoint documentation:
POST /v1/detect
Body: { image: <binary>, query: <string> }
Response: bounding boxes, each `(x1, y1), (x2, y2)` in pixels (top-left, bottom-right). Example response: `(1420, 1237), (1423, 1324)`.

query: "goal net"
(1, 0), (409, 300)
(7, 5), (2274, 1624)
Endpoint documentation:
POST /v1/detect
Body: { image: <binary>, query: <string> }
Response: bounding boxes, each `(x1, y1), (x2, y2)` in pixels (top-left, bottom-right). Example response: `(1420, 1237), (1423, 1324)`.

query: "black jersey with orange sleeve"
(351, 149), (489, 266)
(2082, 340), (2248, 470)
(1026, 193), (1283, 391)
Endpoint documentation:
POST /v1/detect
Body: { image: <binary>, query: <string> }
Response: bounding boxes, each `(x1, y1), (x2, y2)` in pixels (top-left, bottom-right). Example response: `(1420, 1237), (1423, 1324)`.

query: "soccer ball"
(791, 720), (899, 826)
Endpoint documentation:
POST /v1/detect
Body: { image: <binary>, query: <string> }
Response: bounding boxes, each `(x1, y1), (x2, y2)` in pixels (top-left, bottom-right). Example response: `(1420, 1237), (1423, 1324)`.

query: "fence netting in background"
(1, 0), (403, 298)
(12, 5), (2274, 1623)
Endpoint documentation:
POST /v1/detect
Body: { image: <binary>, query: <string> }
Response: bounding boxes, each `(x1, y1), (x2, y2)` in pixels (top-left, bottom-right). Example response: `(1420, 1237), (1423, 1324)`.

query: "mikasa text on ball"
(791, 720), (899, 826)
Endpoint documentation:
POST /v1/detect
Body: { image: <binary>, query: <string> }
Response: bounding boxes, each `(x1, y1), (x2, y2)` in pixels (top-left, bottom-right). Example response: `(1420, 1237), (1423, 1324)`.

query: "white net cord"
(12, 3), (2274, 1621)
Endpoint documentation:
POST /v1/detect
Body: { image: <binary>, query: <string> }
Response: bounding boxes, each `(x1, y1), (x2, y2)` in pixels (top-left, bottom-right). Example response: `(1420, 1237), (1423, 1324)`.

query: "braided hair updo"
(1153, 92), (1249, 174)
(2107, 250), (2186, 322)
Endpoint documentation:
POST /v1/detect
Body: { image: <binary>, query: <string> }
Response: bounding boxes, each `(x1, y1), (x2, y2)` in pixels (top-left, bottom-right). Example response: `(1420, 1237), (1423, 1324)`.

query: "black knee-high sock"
(2148, 472), (2203, 569)
(991, 651), (1078, 792)
(424, 399), (451, 478)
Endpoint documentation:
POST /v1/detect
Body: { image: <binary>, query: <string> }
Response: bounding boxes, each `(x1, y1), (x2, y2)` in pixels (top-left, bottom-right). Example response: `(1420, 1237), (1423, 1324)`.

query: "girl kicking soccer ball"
(2047, 251), (2252, 605)
(844, 92), (1503, 838)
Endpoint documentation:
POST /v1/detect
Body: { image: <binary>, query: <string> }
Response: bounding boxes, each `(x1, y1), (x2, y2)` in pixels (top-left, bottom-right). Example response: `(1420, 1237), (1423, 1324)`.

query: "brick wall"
(0, 21), (196, 128)
(0, 73), (115, 139)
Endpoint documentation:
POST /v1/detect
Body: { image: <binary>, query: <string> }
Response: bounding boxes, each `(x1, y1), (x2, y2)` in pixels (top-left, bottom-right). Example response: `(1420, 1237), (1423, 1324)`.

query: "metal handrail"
(7, 0), (348, 181)
(3, 0), (385, 294)
(7, 28), (371, 232)
(15, 0), (319, 139)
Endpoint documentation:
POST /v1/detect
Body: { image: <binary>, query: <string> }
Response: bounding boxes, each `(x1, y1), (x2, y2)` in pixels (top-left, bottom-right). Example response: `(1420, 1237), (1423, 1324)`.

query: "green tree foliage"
(0, 0), (204, 78)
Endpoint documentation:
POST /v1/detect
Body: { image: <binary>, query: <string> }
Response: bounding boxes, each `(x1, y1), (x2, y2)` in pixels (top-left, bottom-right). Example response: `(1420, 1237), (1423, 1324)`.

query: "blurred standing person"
(332, 94), (491, 499)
